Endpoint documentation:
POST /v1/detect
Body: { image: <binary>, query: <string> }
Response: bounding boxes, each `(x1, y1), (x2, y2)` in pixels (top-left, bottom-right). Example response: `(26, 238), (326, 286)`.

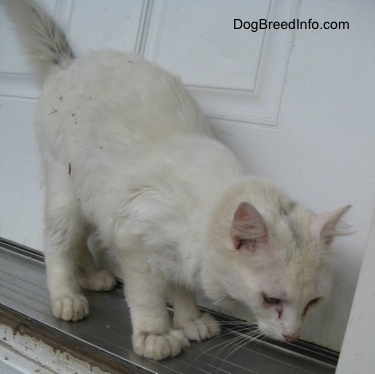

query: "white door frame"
(336, 207), (375, 372)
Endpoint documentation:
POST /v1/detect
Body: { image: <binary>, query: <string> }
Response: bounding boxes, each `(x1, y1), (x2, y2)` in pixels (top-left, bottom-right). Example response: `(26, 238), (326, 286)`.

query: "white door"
(1, 0), (374, 354)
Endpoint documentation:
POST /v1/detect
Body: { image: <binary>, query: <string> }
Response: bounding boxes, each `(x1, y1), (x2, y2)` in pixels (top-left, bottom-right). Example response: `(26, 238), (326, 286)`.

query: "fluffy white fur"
(5, 0), (351, 360)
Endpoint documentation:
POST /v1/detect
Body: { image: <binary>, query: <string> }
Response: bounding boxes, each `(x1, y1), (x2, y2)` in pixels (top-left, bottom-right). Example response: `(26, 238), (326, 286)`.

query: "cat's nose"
(283, 333), (299, 342)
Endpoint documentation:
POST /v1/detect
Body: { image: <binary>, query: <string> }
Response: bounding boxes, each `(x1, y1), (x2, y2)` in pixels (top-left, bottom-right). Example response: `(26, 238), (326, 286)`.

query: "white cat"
(5, 0), (351, 361)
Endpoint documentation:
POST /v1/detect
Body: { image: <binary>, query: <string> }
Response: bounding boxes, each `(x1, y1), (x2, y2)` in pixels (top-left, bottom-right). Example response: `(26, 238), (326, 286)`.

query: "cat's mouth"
(257, 321), (300, 343)
(282, 333), (300, 342)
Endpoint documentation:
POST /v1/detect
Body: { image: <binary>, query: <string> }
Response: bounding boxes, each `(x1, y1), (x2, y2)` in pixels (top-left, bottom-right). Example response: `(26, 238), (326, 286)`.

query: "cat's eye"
(262, 293), (281, 305)
(303, 297), (321, 315)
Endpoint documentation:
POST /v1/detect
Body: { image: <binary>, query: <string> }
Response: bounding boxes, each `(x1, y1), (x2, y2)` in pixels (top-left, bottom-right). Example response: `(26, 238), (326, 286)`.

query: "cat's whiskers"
(182, 324), (248, 373)
(219, 334), (252, 369)
(208, 329), (265, 373)
(182, 320), (265, 373)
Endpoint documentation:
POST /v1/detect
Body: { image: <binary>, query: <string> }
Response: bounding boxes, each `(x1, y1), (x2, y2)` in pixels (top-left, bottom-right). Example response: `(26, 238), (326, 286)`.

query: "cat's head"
(204, 180), (351, 342)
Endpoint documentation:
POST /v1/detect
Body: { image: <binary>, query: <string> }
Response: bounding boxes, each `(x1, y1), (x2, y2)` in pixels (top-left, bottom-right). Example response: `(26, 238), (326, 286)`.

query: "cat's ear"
(230, 202), (268, 251)
(311, 205), (351, 246)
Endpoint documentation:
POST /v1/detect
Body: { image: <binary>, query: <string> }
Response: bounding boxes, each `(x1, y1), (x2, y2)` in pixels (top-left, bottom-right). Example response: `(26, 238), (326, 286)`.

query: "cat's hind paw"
(78, 269), (117, 291)
(51, 294), (89, 321)
(133, 329), (190, 360)
(181, 313), (221, 341)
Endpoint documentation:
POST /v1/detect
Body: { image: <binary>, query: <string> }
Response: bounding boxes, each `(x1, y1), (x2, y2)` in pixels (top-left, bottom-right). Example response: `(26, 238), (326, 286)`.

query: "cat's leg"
(75, 234), (117, 291)
(44, 174), (88, 322)
(167, 284), (221, 341)
(119, 252), (189, 360)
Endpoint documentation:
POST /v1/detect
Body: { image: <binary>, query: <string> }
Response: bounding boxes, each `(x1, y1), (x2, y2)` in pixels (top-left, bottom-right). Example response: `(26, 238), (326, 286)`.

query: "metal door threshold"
(0, 239), (338, 374)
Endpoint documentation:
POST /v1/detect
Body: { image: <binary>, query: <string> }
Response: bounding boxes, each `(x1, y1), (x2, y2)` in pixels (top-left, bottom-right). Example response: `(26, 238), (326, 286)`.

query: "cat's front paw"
(51, 294), (89, 321)
(181, 313), (221, 341)
(133, 329), (190, 360)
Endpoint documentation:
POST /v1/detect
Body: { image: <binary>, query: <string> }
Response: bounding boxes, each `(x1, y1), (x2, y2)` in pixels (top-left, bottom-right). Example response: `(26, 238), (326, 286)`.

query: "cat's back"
(36, 50), (213, 155)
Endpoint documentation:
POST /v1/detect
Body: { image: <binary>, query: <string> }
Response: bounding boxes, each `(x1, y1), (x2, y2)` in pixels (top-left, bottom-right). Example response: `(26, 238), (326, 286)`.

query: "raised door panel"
(143, 0), (298, 125)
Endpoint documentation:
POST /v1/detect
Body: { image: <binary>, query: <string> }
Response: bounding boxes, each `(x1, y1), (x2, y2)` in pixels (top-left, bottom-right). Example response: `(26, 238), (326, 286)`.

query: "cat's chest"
(143, 235), (202, 287)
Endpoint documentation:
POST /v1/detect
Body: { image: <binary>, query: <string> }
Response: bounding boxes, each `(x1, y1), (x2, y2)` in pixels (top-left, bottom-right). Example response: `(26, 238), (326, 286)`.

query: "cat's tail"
(3, 0), (74, 83)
